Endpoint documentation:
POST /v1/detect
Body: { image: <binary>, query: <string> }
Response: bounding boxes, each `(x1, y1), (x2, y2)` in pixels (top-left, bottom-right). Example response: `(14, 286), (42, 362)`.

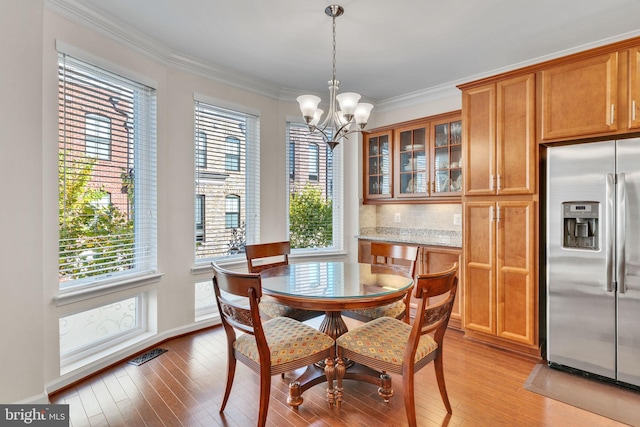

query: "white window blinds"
(286, 122), (343, 251)
(58, 53), (157, 289)
(194, 100), (260, 259)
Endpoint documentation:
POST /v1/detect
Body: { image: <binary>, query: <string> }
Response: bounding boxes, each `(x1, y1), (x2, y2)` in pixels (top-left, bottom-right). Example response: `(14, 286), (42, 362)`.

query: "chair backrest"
(370, 241), (419, 278)
(245, 241), (290, 273)
(212, 261), (263, 337)
(412, 262), (459, 343)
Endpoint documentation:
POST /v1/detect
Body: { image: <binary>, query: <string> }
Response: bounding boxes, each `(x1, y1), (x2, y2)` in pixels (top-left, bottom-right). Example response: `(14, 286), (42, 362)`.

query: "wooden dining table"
(260, 261), (414, 407)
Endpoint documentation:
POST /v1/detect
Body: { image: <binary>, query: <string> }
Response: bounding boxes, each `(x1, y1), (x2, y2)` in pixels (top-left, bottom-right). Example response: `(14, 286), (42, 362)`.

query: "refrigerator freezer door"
(547, 141), (616, 379)
(616, 138), (640, 387)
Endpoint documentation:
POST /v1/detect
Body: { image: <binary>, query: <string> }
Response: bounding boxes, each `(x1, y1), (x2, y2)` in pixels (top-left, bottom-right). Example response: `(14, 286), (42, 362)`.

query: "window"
(58, 53), (157, 289)
(194, 99), (259, 259)
(308, 143), (319, 180)
(92, 192), (111, 209)
(85, 113), (112, 160)
(286, 122), (343, 251)
(195, 194), (205, 243)
(195, 131), (207, 168)
(59, 295), (145, 368)
(225, 195), (240, 229)
(225, 136), (240, 171)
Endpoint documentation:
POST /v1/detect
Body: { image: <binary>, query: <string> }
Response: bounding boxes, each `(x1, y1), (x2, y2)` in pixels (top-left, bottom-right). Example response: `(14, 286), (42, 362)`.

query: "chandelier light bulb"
(310, 109), (324, 127)
(354, 103), (374, 127)
(296, 95), (321, 123)
(336, 92), (361, 118)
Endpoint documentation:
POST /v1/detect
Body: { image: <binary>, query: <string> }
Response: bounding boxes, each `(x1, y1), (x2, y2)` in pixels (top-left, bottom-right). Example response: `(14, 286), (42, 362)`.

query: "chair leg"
(335, 356), (346, 407)
(434, 351), (452, 414)
(377, 373), (394, 402)
(220, 353), (236, 412)
(402, 370), (417, 427)
(324, 357), (335, 408)
(257, 370), (272, 427)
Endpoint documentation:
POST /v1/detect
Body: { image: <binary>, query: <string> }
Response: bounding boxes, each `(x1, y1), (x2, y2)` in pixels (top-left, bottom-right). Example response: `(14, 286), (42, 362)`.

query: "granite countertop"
(357, 227), (462, 248)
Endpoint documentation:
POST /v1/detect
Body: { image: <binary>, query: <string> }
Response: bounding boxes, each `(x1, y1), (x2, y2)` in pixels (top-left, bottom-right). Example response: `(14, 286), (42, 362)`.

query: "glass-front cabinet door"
(396, 124), (428, 197)
(364, 130), (392, 199)
(432, 118), (462, 195)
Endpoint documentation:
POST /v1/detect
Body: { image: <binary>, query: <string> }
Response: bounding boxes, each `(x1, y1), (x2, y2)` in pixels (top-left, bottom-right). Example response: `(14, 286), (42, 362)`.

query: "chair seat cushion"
(258, 299), (322, 321)
(346, 300), (405, 320)
(234, 316), (334, 366)
(336, 316), (437, 366)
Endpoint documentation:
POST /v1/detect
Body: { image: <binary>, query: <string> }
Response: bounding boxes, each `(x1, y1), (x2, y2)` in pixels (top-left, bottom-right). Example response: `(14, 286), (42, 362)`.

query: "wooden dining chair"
(212, 261), (337, 427)
(336, 263), (459, 427)
(245, 241), (323, 321)
(344, 242), (418, 323)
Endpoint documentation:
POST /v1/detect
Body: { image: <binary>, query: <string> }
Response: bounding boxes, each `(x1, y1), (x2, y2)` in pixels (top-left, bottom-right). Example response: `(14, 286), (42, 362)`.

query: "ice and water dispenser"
(562, 202), (599, 250)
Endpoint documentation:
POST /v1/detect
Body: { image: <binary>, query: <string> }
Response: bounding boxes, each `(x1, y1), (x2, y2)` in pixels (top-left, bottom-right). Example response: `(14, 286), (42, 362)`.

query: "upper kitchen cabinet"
(364, 130), (393, 200)
(628, 46), (640, 130)
(539, 52), (619, 141)
(363, 111), (462, 204)
(395, 122), (429, 198)
(462, 73), (536, 196)
(432, 117), (463, 195)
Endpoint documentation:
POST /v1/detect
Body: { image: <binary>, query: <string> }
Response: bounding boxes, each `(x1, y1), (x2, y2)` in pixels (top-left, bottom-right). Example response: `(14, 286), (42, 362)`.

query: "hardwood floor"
(50, 317), (626, 427)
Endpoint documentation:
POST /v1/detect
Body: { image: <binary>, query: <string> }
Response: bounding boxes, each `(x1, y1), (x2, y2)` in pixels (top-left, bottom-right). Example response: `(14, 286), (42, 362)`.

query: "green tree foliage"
(289, 184), (332, 248)
(59, 150), (133, 281)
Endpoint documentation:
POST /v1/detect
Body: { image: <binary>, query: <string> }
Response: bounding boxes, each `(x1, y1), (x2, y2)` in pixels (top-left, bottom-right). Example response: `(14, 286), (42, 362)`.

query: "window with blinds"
(58, 53), (157, 290)
(194, 100), (260, 259)
(287, 122), (343, 251)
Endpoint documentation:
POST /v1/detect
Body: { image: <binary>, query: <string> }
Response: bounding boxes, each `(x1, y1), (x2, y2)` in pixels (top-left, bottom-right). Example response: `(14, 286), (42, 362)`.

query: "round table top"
(259, 261), (413, 311)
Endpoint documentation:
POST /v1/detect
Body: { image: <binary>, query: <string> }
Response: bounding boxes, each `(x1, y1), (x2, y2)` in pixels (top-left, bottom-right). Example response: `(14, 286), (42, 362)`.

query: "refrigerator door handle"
(617, 173), (627, 294)
(606, 173), (615, 293)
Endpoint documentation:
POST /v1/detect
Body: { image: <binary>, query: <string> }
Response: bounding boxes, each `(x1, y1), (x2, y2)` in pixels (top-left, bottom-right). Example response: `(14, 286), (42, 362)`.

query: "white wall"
(0, 0), (45, 404)
(0, 3), (458, 403)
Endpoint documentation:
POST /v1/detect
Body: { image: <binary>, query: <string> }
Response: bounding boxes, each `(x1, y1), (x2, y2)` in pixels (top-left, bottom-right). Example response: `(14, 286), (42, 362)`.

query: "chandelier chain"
(332, 15), (337, 83)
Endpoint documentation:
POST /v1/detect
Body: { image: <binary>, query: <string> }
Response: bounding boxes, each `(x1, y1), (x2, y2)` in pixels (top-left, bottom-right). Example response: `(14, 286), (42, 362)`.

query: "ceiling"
(56, 0), (640, 103)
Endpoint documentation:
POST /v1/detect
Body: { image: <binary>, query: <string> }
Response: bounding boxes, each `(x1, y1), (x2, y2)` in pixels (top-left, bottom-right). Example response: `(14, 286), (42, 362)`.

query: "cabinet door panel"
(425, 250), (461, 322)
(629, 47), (640, 130)
(497, 74), (536, 195)
(463, 85), (495, 195)
(464, 202), (495, 334)
(395, 124), (429, 198)
(496, 201), (536, 345)
(364, 131), (393, 200)
(540, 52), (618, 140)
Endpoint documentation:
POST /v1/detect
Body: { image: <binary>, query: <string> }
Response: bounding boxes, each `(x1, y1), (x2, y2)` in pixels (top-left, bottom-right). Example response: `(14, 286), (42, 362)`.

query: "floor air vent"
(127, 348), (167, 366)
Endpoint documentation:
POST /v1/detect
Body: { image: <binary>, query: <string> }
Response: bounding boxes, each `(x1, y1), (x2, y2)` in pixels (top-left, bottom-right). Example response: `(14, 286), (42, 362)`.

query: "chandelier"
(296, 5), (373, 151)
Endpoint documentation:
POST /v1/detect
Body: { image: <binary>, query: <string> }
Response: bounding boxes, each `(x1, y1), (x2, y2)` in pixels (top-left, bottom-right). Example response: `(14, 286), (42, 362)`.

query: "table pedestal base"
(286, 359), (392, 408)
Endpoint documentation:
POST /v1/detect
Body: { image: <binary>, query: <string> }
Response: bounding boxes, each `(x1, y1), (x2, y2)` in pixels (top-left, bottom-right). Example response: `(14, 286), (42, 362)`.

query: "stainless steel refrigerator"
(546, 138), (640, 387)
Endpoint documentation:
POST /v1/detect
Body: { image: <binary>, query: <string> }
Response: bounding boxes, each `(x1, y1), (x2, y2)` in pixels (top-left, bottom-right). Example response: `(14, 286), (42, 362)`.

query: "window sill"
(54, 272), (164, 306)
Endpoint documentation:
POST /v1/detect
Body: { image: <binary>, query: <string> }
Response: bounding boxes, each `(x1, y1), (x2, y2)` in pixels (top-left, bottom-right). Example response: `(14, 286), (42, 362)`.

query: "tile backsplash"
(359, 203), (462, 246)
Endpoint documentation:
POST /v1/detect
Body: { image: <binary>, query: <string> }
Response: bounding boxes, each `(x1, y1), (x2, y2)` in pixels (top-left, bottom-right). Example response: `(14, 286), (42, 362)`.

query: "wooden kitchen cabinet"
(395, 122), (429, 198)
(418, 246), (463, 329)
(364, 130), (393, 200)
(462, 73), (536, 196)
(363, 111), (462, 204)
(628, 46), (640, 129)
(538, 52), (619, 141)
(358, 239), (462, 328)
(432, 117), (463, 195)
(463, 200), (537, 352)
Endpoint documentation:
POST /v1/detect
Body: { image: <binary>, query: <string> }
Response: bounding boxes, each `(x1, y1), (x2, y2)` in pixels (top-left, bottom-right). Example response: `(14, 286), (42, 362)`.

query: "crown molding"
(44, 1), (640, 111)
(45, 0), (283, 99)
